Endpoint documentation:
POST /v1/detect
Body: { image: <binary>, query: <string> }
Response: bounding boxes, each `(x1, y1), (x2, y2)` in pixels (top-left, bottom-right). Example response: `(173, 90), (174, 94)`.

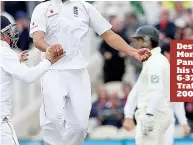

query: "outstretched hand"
(133, 48), (151, 62)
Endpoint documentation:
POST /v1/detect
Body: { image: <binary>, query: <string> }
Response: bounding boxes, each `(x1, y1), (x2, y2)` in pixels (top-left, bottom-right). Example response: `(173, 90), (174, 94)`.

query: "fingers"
(140, 52), (151, 62)
(48, 44), (65, 57)
(140, 53), (150, 61)
(55, 44), (62, 57)
(21, 50), (28, 54)
(20, 50), (29, 62)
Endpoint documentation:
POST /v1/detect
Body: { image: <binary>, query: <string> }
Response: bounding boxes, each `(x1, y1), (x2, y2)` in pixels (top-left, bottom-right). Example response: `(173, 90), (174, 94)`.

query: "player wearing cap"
(161, 43), (191, 145)
(30, 0), (151, 145)
(0, 15), (64, 145)
(123, 25), (172, 145)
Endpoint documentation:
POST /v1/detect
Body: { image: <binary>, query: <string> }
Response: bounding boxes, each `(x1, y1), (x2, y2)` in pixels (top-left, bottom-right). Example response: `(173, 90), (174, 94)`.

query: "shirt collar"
(51, 0), (70, 4)
(142, 47), (161, 65)
(51, 0), (62, 4)
(151, 47), (161, 54)
(50, 0), (70, 13)
(0, 40), (10, 48)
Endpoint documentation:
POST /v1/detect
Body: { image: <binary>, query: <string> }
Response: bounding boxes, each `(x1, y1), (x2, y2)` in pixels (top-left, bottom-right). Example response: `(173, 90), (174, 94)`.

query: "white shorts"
(39, 68), (92, 145)
(135, 108), (172, 145)
(1, 117), (19, 145)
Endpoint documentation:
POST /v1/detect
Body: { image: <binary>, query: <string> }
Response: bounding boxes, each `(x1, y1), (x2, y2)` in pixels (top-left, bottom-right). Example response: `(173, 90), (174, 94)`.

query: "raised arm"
(1, 50), (51, 83)
(84, 2), (151, 62)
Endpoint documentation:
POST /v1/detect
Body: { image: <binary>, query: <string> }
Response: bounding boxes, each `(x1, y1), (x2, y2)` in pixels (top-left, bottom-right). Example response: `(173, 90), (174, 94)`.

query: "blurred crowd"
(0, 1), (32, 51)
(1, 0), (193, 135)
(90, 82), (132, 128)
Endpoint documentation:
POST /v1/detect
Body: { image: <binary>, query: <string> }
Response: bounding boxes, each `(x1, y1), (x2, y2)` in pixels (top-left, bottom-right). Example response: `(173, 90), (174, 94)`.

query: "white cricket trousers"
(162, 122), (175, 145)
(135, 108), (172, 145)
(40, 68), (92, 145)
(1, 117), (19, 145)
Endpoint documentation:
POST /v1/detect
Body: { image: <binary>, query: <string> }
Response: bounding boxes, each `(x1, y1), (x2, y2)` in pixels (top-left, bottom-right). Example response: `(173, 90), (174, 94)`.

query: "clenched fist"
(48, 44), (66, 57)
(19, 50), (29, 62)
(133, 48), (151, 62)
(46, 44), (66, 64)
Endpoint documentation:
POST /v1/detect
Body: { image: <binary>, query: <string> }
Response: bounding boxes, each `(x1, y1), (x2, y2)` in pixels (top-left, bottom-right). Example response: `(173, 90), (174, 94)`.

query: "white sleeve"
(29, 4), (47, 38)
(146, 63), (165, 115)
(124, 82), (138, 119)
(174, 103), (187, 125)
(2, 49), (51, 84)
(85, 2), (112, 35)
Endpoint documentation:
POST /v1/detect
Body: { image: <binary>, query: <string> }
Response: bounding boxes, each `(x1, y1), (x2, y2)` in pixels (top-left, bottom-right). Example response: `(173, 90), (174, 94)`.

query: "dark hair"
(151, 38), (159, 48)
(161, 43), (170, 54)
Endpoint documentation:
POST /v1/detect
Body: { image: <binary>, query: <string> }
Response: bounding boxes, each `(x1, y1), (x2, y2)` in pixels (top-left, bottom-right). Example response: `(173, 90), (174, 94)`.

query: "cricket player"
(0, 15), (64, 145)
(29, 0), (151, 145)
(123, 25), (172, 145)
(161, 43), (191, 145)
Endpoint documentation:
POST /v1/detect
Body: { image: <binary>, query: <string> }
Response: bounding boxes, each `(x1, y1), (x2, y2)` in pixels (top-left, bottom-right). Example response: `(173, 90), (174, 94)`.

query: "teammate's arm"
(30, 4), (64, 56)
(100, 30), (137, 58)
(33, 31), (50, 52)
(32, 31), (65, 57)
(85, 2), (151, 62)
(1, 47), (63, 84)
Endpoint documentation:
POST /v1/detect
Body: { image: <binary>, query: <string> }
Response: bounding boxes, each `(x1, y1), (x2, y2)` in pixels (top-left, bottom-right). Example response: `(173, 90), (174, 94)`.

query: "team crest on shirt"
(151, 75), (159, 83)
(73, 6), (78, 17)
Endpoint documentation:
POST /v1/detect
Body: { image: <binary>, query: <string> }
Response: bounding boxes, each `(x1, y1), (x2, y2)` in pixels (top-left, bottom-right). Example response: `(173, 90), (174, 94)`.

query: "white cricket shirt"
(30, 0), (112, 70)
(124, 47), (170, 118)
(0, 40), (51, 117)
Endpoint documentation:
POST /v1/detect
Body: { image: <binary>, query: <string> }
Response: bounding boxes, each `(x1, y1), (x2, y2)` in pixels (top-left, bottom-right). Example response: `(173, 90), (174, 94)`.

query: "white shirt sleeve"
(124, 79), (140, 118)
(29, 3), (47, 38)
(124, 82), (138, 119)
(146, 62), (165, 114)
(174, 102), (187, 125)
(85, 2), (112, 36)
(1, 48), (51, 84)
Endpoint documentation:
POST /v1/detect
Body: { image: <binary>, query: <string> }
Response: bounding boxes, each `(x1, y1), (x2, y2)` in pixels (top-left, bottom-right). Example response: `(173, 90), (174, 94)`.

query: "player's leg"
(162, 122), (175, 145)
(62, 68), (92, 145)
(40, 70), (67, 145)
(1, 117), (19, 145)
(135, 108), (172, 145)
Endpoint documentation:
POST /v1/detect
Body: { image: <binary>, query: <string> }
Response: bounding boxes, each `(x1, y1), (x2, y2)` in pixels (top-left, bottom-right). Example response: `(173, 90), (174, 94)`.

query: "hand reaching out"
(133, 48), (151, 62)
(19, 50), (29, 63)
